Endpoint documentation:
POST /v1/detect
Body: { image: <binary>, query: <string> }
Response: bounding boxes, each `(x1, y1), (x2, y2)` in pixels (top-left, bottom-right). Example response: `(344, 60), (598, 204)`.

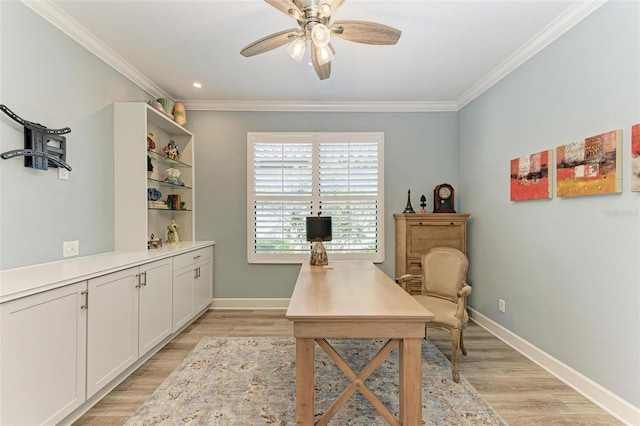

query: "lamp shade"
(306, 216), (332, 242)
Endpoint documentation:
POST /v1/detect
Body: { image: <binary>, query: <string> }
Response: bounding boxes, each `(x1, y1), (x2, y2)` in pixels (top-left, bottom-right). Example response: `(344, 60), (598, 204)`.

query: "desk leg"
(295, 338), (315, 425)
(399, 338), (422, 424)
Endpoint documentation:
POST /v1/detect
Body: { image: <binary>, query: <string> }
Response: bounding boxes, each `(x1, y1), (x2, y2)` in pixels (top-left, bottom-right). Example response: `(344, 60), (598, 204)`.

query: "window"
(247, 132), (384, 263)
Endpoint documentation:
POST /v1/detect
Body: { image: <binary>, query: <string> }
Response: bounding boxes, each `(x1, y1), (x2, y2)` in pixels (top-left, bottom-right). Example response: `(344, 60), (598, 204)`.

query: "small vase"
(173, 102), (186, 126)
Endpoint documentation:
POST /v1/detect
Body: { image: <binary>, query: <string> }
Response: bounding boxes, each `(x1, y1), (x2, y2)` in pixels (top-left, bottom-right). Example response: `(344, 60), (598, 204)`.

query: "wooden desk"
(286, 261), (434, 425)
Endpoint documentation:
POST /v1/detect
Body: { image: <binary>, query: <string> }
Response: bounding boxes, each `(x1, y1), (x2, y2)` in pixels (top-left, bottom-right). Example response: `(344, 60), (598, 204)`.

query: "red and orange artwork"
(632, 124), (640, 192)
(510, 150), (552, 201)
(556, 129), (622, 197)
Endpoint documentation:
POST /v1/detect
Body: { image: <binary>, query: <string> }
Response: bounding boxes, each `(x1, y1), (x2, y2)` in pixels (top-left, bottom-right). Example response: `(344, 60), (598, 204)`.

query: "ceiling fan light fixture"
(316, 44), (334, 65)
(311, 23), (331, 47)
(317, 3), (331, 19)
(287, 37), (307, 62)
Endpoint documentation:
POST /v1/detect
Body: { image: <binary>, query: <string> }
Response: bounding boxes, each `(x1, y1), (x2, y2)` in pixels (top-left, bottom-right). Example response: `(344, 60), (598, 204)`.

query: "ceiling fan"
(240, 0), (401, 80)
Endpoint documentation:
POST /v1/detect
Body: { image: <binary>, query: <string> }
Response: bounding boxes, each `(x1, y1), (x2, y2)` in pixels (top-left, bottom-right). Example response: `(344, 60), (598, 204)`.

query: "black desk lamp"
(306, 215), (332, 266)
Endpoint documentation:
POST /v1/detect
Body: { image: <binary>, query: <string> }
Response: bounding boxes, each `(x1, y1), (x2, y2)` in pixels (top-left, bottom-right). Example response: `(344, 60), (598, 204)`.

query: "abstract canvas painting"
(632, 124), (640, 192)
(510, 150), (552, 201)
(556, 129), (622, 197)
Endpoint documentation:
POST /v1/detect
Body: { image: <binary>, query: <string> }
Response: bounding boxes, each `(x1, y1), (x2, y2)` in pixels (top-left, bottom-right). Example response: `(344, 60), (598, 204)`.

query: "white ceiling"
(30, 0), (605, 111)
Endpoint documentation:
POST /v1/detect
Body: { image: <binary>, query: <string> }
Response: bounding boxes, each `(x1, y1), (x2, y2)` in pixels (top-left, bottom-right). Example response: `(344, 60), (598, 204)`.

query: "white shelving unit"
(114, 103), (195, 251)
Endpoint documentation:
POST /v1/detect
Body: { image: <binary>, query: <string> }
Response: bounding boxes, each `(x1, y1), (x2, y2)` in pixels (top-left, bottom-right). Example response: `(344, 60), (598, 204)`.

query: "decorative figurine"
(146, 132), (156, 151)
(147, 155), (154, 177)
(162, 139), (180, 160)
(420, 194), (426, 213)
(165, 167), (184, 185)
(166, 220), (180, 244)
(148, 234), (162, 249)
(403, 189), (415, 213)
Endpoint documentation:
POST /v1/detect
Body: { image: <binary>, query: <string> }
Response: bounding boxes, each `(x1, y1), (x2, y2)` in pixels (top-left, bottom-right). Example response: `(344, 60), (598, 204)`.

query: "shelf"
(115, 102), (195, 251)
(147, 150), (191, 168)
(147, 178), (192, 190)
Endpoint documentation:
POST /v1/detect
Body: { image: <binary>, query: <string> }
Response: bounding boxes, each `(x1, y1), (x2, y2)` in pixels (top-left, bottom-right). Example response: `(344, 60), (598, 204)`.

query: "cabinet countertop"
(0, 241), (215, 303)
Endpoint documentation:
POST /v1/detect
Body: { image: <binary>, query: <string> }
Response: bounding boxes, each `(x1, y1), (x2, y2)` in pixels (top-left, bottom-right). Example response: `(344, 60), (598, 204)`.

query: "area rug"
(126, 337), (507, 425)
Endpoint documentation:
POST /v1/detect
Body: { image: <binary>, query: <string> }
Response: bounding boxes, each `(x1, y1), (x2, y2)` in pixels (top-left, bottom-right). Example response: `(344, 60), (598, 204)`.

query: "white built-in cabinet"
(172, 246), (213, 331)
(86, 258), (172, 398)
(0, 282), (87, 425)
(114, 102), (195, 250)
(0, 245), (212, 425)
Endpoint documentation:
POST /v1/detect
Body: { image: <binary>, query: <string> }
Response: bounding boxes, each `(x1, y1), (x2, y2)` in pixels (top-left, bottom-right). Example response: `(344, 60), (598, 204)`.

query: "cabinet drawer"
(173, 247), (213, 271)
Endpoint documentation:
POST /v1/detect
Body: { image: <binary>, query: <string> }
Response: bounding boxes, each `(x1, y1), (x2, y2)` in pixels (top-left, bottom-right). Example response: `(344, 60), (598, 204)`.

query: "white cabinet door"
(138, 258), (173, 355)
(172, 265), (195, 332)
(86, 267), (139, 398)
(0, 282), (87, 425)
(194, 257), (213, 313)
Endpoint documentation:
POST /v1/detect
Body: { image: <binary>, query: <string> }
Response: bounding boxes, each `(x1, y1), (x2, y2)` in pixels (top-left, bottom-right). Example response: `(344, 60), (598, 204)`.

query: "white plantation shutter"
(248, 133), (384, 263)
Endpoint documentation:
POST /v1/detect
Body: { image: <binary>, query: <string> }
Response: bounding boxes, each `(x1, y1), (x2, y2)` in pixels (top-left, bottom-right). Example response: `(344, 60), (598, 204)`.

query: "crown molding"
(20, 0), (170, 100)
(182, 100), (458, 112)
(22, 0), (605, 113)
(455, 0), (607, 110)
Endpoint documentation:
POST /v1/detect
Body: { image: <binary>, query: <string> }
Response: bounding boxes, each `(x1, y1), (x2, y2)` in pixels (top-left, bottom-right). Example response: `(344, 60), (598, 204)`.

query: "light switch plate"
(63, 240), (79, 257)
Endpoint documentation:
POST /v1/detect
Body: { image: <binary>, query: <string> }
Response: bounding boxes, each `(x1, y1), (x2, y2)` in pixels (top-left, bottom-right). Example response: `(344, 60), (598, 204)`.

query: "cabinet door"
(194, 257), (213, 312)
(87, 267), (139, 398)
(0, 282), (87, 425)
(172, 265), (195, 332)
(139, 258), (173, 355)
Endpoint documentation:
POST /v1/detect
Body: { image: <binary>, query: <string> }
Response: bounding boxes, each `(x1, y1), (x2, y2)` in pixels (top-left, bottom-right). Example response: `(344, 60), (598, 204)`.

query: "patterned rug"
(126, 337), (507, 425)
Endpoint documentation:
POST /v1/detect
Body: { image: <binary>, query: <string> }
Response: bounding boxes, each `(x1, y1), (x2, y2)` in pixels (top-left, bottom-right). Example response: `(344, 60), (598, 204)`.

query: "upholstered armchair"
(396, 247), (472, 382)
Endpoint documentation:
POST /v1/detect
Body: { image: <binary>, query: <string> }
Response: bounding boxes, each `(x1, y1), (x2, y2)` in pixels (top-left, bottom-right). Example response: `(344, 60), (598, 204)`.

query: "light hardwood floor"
(74, 309), (621, 425)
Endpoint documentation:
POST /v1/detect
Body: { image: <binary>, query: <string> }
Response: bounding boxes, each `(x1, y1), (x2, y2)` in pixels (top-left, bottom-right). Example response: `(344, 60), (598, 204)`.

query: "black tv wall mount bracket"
(0, 104), (72, 171)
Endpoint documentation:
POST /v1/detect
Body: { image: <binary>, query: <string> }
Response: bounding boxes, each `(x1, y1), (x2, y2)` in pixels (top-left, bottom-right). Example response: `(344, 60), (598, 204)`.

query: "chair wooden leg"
(450, 329), (461, 383)
(460, 329), (467, 356)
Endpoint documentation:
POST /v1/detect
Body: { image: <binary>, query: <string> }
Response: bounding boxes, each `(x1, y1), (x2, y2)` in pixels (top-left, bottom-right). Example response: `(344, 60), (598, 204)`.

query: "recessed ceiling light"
(193, 82), (202, 88)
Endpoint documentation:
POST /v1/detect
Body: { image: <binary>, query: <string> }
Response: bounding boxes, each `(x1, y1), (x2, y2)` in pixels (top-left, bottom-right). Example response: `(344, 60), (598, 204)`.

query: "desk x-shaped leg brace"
(314, 338), (402, 426)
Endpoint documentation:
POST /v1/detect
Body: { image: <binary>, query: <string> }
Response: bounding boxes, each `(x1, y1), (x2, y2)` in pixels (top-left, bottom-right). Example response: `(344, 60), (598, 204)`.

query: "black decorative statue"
(403, 189), (415, 214)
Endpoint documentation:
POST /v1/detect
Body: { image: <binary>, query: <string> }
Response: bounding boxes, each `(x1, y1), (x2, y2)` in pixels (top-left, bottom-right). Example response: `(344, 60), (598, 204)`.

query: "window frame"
(247, 132), (385, 264)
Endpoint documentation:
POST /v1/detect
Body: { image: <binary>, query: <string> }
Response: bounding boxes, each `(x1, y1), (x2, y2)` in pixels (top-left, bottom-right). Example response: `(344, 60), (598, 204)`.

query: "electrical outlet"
(63, 240), (79, 257)
(58, 167), (69, 180)
(498, 298), (506, 313)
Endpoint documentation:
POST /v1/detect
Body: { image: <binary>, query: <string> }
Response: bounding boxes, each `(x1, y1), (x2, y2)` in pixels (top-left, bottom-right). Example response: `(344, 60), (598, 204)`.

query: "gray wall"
(189, 111), (459, 298)
(0, 1), (149, 269)
(458, 0), (639, 407)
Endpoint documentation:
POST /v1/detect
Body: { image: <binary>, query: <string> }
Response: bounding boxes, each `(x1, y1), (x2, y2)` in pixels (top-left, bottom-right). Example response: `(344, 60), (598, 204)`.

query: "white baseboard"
(210, 298), (290, 310)
(469, 308), (640, 426)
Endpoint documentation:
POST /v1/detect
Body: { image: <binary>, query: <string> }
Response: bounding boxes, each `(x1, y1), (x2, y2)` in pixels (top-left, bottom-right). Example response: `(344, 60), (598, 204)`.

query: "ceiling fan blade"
(265, 0), (304, 20)
(240, 29), (298, 57)
(332, 20), (401, 45)
(311, 44), (331, 80)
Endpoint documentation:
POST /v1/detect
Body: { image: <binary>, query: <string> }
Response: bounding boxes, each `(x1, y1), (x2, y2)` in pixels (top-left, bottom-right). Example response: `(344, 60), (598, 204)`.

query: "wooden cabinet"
(0, 282), (87, 425)
(394, 213), (470, 294)
(114, 102), (195, 251)
(86, 258), (172, 398)
(172, 246), (214, 332)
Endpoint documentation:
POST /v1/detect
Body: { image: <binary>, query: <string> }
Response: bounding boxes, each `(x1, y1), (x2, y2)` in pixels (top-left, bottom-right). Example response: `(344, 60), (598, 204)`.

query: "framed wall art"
(510, 150), (552, 201)
(632, 123), (640, 192)
(556, 129), (622, 198)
